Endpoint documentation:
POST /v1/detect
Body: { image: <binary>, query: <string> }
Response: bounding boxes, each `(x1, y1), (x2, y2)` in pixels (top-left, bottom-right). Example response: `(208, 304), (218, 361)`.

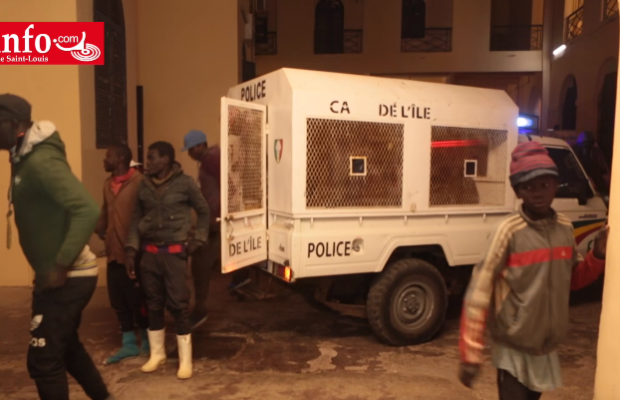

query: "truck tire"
(367, 258), (448, 346)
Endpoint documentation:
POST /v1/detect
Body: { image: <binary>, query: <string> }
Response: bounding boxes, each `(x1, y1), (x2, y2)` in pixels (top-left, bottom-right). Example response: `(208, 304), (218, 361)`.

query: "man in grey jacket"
(125, 141), (209, 380)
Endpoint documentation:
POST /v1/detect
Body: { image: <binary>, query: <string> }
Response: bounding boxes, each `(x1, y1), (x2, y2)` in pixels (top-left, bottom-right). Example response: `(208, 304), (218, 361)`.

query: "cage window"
(350, 156), (367, 176)
(464, 160), (478, 177)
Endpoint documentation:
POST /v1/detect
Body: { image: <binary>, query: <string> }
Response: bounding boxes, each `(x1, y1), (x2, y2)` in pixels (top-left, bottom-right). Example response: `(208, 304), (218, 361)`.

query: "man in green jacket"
(0, 94), (114, 400)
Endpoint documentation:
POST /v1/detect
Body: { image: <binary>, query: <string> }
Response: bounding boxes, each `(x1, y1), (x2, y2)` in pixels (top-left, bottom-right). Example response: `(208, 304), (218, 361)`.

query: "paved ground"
(0, 269), (604, 400)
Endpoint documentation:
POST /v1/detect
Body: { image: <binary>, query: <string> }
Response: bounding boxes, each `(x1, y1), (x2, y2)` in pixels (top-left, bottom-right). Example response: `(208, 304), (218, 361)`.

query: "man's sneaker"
(190, 314), (208, 330)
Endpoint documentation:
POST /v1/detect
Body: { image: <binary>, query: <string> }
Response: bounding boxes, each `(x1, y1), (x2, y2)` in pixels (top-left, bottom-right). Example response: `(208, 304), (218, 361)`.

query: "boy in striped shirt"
(458, 141), (608, 400)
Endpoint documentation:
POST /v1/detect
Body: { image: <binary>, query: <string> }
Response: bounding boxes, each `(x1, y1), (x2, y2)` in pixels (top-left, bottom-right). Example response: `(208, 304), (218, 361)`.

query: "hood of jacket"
(11, 121), (59, 163)
(145, 162), (184, 187)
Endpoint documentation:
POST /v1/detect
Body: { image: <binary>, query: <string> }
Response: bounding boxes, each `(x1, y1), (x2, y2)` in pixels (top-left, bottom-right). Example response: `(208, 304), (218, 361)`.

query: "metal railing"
(490, 25), (543, 51)
(314, 29), (363, 54)
(256, 31), (277, 56)
(343, 29), (363, 53)
(605, 0), (619, 18)
(401, 28), (452, 53)
(566, 6), (584, 41)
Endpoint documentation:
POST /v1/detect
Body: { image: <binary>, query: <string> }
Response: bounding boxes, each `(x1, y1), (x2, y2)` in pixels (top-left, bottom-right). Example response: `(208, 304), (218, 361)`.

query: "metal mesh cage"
(430, 126), (508, 207)
(306, 118), (404, 208)
(227, 105), (264, 214)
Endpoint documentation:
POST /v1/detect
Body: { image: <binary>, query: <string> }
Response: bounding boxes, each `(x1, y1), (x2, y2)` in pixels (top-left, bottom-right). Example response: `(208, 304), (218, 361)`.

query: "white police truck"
(218, 68), (607, 345)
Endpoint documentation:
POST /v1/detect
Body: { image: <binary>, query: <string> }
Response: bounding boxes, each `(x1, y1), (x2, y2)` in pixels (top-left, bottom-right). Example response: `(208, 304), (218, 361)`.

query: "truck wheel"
(367, 258), (448, 346)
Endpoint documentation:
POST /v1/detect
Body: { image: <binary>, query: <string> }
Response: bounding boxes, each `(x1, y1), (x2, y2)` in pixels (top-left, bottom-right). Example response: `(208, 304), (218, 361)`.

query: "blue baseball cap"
(182, 130), (207, 152)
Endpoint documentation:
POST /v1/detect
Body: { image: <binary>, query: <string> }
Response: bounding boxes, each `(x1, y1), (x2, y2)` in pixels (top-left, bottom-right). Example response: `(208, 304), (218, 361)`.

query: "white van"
(218, 68), (607, 345)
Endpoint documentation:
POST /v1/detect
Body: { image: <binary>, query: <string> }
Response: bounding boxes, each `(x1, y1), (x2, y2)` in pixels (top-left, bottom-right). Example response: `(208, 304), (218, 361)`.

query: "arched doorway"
(314, 0), (345, 54)
(94, 0), (128, 148)
(560, 75), (578, 130)
(597, 59), (618, 166)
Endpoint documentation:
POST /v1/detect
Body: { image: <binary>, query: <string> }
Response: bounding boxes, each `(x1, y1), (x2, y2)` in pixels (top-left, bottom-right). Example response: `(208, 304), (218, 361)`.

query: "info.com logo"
(0, 22), (104, 65)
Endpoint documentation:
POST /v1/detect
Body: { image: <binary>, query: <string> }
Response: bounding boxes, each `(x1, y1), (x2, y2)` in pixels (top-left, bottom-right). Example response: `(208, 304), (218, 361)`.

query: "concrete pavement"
(0, 271), (603, 400)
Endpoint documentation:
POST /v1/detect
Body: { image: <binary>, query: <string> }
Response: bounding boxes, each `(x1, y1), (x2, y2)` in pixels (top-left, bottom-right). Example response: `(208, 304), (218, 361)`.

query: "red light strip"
(431, 140), (483, 148)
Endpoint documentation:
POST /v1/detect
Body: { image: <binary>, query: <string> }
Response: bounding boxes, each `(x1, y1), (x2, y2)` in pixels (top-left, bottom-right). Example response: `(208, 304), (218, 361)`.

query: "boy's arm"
(33, 152), (99, 268)
(570, 227), (608, 291)
(459, 223), (511, 365)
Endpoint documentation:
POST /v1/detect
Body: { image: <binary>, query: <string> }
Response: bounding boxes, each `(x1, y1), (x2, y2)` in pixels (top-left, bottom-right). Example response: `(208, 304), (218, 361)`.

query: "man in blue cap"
(182, 130), (221, 328)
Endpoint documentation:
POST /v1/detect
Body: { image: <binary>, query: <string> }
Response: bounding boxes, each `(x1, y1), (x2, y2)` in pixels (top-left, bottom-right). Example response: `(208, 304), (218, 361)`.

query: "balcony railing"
(566, 6), (584, 41)
(314, 29), (363, 54)
(256, 31), (277, 56)
(605, 0), (619, 18)
(343, 29), (363, 53)
(401, 28), (452, 53)
(490, 25), (543, 51)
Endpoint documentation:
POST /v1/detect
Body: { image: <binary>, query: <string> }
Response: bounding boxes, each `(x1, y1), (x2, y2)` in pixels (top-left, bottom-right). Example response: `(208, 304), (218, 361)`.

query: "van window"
(546, 147), (594, 199)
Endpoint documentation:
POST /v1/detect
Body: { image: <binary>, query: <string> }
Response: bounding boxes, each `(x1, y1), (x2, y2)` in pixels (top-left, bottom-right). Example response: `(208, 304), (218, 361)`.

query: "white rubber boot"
(176, 334), (193, 379)
(140, 329), (166, 373)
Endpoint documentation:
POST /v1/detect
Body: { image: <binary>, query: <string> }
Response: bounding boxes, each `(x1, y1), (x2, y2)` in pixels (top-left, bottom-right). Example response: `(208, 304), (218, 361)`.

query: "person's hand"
(125, 249), (136, 279)
(187, 225), (196, 241)
(187, 240), (203, 256)
(458, 363), (481, 389)
(593, 225), (610, 260)
(42, 264), (69, 290)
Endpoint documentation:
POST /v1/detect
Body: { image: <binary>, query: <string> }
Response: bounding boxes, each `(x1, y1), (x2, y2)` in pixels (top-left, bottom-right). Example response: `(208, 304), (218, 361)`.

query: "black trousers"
(498, 369), (543, 400)
(141, 252), (191, 335)
(190, 231), (221, 316)
(28, 277), (109, 400)
(107, 261), (149, 332)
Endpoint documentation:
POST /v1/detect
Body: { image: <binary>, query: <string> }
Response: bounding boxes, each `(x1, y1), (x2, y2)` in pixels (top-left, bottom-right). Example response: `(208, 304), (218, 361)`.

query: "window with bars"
(255, 0), (278, 56)
(566, 6), (584, 41)
(94, 0), (128, 148)
(314, 0), (345, 54)
(401, 0), (426, 39)
(314, 0), (364, 54)
(400, 0), (453, 53)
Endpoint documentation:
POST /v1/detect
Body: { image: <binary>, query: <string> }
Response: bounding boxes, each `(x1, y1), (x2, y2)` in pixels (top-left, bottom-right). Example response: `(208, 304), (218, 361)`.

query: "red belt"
(143, 243), (186, 254)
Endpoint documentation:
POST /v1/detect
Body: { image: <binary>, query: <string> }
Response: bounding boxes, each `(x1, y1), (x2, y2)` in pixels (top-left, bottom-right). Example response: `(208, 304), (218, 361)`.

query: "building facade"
(0, 0), (244, 286)
(248, 0), (546, 122)
(1, 0), (617, 286)
(547, 0), (618, 167)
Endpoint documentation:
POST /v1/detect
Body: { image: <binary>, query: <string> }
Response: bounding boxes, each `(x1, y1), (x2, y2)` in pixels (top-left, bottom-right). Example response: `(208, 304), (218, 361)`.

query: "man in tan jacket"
(96, 145), (150, 365)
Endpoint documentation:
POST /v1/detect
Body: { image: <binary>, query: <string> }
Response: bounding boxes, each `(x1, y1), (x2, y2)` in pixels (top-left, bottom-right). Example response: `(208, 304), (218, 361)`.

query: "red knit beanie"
(509, 141), (558, 187)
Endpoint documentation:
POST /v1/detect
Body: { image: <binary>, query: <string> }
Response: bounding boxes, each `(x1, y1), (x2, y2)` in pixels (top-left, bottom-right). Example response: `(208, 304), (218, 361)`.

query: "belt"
(143, 243), (186, 254)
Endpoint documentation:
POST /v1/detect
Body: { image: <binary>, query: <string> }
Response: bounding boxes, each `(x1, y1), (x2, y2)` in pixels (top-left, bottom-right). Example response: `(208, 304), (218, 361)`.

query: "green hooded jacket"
(10, 121), (99, 284)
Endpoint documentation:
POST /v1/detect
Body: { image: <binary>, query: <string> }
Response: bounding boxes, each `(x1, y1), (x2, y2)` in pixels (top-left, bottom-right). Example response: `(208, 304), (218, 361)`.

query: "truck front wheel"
(367, 258), (448, 346)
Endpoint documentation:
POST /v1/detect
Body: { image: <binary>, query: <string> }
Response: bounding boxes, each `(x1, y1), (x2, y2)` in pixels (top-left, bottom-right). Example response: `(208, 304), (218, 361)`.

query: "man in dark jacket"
(0, 94), (113, 400)
(96, 144), (150, 365)
(125, 141), (209, 380)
